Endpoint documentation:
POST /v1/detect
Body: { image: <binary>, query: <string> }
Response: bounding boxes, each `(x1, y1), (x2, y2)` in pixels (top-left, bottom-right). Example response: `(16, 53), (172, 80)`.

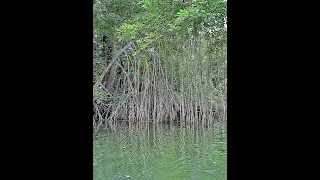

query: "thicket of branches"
(93, 0), (227, 131)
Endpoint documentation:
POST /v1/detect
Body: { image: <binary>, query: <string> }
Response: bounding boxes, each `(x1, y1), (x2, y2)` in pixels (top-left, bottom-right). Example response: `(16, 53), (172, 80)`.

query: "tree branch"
(93, 42), (134, 91)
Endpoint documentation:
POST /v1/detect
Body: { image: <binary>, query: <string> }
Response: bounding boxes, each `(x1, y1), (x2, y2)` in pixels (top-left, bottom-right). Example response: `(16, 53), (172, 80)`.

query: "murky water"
(93, 121), (227, 180)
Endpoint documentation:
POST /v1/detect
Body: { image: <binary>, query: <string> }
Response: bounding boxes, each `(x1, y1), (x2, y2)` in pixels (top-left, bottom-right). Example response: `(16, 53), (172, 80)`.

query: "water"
(93, 121), (227, 180)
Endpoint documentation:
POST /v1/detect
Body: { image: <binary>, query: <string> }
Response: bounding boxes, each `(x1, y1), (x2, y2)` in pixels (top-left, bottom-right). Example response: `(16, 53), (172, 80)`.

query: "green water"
(93, 122), (227, 180)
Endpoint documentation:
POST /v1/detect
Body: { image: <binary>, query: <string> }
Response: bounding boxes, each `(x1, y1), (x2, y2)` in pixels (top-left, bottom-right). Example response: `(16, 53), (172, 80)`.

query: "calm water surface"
(93, 121), (227, 180)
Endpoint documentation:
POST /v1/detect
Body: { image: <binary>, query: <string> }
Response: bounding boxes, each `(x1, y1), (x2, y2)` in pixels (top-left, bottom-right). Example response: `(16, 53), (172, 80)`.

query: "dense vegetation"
(93, 0), (227, 131)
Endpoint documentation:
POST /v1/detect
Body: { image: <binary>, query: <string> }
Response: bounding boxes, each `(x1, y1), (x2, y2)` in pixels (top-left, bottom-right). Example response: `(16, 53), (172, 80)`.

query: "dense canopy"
(93, 0), (227, 129)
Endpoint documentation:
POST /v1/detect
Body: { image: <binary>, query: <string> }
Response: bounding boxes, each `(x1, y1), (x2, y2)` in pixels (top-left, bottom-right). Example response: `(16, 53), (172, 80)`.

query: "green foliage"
(115, 0), (226, 50)
(94, 0), (226, 55)
(93, 89), (107, 103)
(93, 0), (141, 41)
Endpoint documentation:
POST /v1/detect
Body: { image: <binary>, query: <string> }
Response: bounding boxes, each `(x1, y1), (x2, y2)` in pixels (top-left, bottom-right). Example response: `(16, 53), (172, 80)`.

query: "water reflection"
(93, 121), (227, 180)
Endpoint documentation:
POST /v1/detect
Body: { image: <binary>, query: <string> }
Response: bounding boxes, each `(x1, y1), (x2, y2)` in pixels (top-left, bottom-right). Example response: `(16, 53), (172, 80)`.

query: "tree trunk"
(105, 45), (119, 92)
(93, 42), (133, 91)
